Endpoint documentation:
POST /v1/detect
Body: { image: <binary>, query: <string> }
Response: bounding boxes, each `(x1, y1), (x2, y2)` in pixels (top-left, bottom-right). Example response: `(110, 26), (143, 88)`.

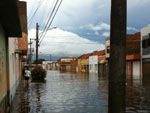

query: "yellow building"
(77, 53), (92, 73)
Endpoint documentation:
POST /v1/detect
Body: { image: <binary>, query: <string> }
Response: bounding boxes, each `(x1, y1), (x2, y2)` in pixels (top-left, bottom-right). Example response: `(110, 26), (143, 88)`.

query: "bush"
(31, 65), (47, 82)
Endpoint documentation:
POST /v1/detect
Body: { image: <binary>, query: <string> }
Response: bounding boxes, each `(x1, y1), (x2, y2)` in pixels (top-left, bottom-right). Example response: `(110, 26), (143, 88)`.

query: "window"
(148, 39), (150, 47)
(107, 46), (110, 53)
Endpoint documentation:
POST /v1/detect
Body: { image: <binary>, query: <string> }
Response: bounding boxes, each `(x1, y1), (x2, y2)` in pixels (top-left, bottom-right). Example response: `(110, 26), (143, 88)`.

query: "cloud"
(28, 28), (105, 57)
(80, 22), (110, 31)
(102, 32), (110, 37)
(95, 32), (100, 36)
(127, 27), (138, 31)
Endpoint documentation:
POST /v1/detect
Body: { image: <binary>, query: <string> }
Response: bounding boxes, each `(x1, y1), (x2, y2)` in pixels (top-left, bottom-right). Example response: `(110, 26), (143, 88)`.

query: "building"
(98, 51), (107, 77)
(105, 38), (110, 59)
(8, 1), (28, 107)
(17, 1), (28, 81)
(0, 0), (22, 112)
(89, 50), (105, 74)
(126, 32), (141, 80)
(42, 61), (53, 70)
(59, 57), (76, 72)
(141, 24), (150, 78)
(105, 32), (141, 79)
(8, 38), (20, 106)
(70, 59), (77, 73)
(49, 62), (59, 70)
(77, 53), (92, 73)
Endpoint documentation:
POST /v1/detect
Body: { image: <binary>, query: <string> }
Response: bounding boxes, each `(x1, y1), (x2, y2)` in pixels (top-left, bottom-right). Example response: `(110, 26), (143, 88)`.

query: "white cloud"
(28, 28), (105, 56)
(127, 27), (138, 31)
(102, 32), (110, 37)
(80, 22), (110, 31)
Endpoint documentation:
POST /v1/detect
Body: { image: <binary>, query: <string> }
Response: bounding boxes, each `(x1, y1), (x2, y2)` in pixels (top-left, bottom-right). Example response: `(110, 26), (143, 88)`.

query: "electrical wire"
(39, 0), (63, 45)
(28, 0), (42, 22)
(28, 0), (44, 28)
(39, 0), (59, 41)
(39, 0), (57, 31)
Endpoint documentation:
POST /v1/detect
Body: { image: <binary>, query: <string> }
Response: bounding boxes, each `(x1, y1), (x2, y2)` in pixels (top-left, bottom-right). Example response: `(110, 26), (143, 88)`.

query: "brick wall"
(126, 32), (141, 55)
(17, 1), (28, 54)
(71, 60), (77, 73)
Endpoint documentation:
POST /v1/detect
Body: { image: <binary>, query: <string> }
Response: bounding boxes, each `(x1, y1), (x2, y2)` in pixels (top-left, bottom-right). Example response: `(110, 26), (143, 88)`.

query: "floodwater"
(11, 70), (150, 113)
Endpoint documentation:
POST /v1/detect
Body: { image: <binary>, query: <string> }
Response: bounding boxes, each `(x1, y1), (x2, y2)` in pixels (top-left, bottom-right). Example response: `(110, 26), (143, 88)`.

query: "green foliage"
(31, 65), (47, 82)
(33, 59), (46, 64)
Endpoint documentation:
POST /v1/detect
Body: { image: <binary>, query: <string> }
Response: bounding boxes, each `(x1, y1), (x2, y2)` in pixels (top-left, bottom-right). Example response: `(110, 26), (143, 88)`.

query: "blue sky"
(23, 0), (150, 58)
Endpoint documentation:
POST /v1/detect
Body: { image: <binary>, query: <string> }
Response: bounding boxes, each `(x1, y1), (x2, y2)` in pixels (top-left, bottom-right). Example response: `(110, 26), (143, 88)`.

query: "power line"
(28, 0), (36, 18)
(39, 0), (63, 45)
(39, 0), (57, 31)
(39, 0), (59, 41)
(28, 0), (44, 28)
(28, 0), (42, 22)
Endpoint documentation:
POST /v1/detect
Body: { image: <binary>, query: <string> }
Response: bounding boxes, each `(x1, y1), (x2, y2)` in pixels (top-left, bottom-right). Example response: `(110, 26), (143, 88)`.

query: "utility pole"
(109, 0), (126, 113)
(36, 23), (39, 64)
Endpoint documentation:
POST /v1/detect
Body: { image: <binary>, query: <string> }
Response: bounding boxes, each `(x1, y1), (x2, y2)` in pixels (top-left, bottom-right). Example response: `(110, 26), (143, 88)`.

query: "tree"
(109, 0), (127, 113)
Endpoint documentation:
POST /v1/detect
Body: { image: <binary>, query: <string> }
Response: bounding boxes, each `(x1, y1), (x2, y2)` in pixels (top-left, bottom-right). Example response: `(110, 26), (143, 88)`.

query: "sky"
(21, 0), (150, 59)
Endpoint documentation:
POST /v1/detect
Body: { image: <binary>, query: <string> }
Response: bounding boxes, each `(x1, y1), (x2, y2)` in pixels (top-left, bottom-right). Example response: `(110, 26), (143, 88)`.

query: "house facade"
(141, 24), (150, 78)
(77, 53), (92, 73)
(59, 57), (76, 72)
(0, 0), (22, 112)
(89, 55), (98, 73)
(17, 1), (28, 82)
(126, 32), (141, 80)
(105, 32), (141, 79)
(89, 50), (105, 74)
(8, 1), (28, 106)
(8, 38), (20, 105)
(98, 53), (107, 77)
(42, 61), (53, 70)
(71, 59), (77, 73)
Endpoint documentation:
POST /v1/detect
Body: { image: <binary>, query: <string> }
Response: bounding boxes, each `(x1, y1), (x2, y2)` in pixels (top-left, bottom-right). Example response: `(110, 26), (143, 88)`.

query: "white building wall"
(42, 61), (53, 70)
(89, 56), (98, 73)
(133, 61), (140, 79)
(8, 38), (20, 104)
(105, 40), (110, 58)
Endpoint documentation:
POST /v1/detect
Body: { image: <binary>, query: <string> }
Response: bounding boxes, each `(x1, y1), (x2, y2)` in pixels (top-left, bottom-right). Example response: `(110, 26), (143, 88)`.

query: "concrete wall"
(89, 56), (98, 73)
(98, 63), (109, 78)
(0, 25), (8, 113)
(8, 38), (20, 105)
(126, 61), (141, 80)
(105, 39), (110, 58)
(133, 61), (141, 79)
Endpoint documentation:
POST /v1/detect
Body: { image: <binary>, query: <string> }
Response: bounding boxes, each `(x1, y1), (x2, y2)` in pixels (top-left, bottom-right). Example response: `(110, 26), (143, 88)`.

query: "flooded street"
(11, 71), (150, 113)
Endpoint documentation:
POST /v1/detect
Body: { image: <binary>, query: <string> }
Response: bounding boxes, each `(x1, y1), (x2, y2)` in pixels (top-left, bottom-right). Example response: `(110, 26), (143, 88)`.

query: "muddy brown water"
(11, 70), (150, 113)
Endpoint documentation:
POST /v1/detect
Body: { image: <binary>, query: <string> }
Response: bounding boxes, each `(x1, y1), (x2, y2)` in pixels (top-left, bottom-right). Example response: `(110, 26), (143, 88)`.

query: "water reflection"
(11, 71), (150, 113)
(126, 74), (150, 113)
(12, 71), (108, 113)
